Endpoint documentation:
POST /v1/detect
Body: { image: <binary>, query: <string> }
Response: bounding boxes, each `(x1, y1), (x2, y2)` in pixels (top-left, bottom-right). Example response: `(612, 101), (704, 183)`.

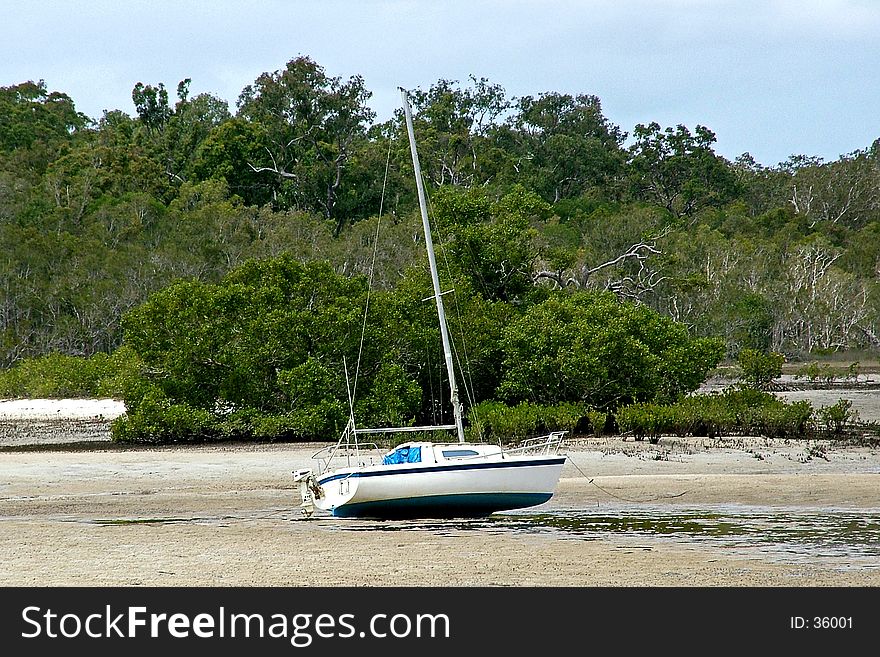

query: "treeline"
(0, 251), (725, 441)
(0, 307), (862, 444)
(2, 56), (879, 374)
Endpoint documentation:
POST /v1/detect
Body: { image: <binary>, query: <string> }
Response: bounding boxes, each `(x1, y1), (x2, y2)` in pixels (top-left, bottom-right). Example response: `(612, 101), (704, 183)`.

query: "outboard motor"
(292, 469), (321, 518)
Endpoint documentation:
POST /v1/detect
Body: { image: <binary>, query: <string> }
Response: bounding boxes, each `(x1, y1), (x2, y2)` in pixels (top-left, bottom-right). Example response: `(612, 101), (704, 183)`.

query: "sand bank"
(1, 434), (878, 586)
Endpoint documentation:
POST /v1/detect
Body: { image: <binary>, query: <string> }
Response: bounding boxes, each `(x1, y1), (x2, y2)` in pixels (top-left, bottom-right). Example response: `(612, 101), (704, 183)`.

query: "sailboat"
(292, 89), (566, 519)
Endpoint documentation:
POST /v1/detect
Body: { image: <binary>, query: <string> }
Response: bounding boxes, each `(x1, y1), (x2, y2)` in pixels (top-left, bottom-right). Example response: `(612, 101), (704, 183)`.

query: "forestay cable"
(352, 138), (393, 405)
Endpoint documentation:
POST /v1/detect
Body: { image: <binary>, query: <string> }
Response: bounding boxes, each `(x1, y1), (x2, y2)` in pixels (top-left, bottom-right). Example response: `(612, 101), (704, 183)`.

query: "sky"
(2, 0), (879, 167)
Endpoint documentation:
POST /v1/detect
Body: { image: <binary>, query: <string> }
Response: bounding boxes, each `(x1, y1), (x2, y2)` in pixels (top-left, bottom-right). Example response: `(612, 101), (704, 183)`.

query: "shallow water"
(696, 382), (880, 424)
(776, 388), (880, 423)
(328, 505), (880, 571)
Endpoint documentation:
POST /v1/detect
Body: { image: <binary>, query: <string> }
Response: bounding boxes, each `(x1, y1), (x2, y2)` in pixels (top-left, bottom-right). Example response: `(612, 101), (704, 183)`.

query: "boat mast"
(400, 88), (466, 443)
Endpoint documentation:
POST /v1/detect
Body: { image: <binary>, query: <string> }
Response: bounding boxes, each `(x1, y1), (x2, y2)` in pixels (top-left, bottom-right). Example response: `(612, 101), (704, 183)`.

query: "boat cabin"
(381, 442), (503, 466)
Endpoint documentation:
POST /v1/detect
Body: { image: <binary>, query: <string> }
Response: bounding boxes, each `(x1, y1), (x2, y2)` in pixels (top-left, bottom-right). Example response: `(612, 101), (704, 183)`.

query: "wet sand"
(0, 398), (124, 448)
(2, 433), (879, 587)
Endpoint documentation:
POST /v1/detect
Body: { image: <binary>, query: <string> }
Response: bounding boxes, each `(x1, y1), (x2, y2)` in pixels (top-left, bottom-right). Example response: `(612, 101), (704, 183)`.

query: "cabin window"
(382, 446), (422, 465)
(442, 449), (480, 458)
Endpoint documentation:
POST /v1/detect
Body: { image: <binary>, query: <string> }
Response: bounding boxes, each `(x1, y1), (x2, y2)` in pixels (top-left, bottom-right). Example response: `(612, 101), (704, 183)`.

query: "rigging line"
(352, 138), (393, 404)
(449, 291), (478, 408)
(421, 179), (479, 412)
(567, 458), (691, 503)
(426, 340), (436, 425)
(446, 336), (483, 442)
(435, 340), (445, 423)
(419, 178), (484, 435)
(447, 322), (476, 409)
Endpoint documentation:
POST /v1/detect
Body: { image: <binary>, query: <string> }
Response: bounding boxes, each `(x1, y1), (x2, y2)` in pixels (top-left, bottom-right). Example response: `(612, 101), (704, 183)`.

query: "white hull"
(312, 451), (565, 518)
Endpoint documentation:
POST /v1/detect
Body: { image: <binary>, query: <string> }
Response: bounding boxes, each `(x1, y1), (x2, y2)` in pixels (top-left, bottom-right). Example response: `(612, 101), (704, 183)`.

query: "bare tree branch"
(533, 227), (670, 302)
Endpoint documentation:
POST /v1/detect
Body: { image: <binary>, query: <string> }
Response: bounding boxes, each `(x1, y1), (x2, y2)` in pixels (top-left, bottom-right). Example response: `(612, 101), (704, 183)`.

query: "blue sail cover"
(383, 446), (422, 465)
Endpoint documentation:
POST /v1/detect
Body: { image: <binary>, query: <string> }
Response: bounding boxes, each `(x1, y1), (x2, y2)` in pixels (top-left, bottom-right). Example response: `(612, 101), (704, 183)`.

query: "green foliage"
(93, 346), (145, 398)
(794, 361), (861, 385)
(404, 76), (511, 190)
(0, 350), (140, 399)
(468, 401), (539, 441)
(437, 185), (546, 303)
(113, 254), (442, 442)
(817, 399), (858, 436)
(615, 402), (668, 443)
(497, 291), (724, 408)
(191, 118), (273, 206)
(467, 400), (588, 444)
(586, 410), (607, 437)
(750, 399), (814, 439)
(737, 349), (784, 390)
(131, 82), (172, 134)
(431, 186), (492, 228)
(111, 389), (216, 443)
(497, 92), (626, 202)
(537, 401), (587, 436)
(665, 393), (735, 438)
(846, 362), (862, 382)
(628, 122), (740, 217)
(795, 361), (827, 383)
(711, 291), (775, 353)
(349, 362), (422, 429)
(613, 388), (817, 441)
(236, 56), (375, 233)
(0, 80), (88, 155)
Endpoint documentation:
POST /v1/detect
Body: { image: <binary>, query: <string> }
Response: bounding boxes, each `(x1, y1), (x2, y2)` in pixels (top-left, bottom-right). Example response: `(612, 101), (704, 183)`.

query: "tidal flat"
(1, 413), (878, 585)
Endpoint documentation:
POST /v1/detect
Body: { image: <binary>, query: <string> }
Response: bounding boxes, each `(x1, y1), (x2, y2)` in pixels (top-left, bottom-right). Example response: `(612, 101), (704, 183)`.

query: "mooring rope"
(566, 456), (690, 503)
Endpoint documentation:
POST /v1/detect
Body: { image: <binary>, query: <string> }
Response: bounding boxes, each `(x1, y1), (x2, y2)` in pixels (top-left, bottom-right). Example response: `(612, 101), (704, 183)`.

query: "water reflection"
(325, 505), (880, 569)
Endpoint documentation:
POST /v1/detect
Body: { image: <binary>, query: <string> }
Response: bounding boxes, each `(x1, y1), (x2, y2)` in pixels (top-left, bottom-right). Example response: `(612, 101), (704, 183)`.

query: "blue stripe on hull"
(331, 492), (553, 519)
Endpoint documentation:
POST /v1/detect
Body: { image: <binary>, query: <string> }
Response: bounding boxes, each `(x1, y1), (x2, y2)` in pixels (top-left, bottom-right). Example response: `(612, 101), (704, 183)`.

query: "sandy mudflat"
(2, 422), (879, 586)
